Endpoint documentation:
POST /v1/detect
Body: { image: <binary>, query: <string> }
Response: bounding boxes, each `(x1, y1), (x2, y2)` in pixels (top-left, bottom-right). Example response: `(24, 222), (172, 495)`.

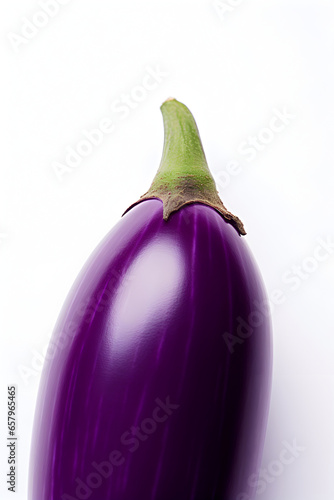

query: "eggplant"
(29, 98), (272, 500)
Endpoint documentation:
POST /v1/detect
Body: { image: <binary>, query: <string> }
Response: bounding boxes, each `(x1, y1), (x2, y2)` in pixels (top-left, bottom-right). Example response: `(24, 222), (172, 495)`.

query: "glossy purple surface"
(29, 199), (272, 500)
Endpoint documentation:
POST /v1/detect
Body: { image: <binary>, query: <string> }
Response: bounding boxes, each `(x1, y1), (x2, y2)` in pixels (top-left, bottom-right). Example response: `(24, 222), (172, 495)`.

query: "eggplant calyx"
(122, 98), (246, 236)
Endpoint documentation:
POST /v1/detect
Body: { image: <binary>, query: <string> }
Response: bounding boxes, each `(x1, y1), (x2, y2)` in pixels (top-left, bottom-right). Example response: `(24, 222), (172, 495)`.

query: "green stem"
(157, 98), (212, 189)
(123, 98), (246, 235)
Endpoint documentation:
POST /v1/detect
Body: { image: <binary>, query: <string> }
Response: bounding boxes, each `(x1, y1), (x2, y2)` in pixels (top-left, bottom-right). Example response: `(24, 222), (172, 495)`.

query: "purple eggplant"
(29, 98), (272, 500)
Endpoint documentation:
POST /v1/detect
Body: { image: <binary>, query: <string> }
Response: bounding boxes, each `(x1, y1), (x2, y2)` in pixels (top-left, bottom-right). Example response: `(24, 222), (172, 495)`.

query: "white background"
(1, 0), (334, 498)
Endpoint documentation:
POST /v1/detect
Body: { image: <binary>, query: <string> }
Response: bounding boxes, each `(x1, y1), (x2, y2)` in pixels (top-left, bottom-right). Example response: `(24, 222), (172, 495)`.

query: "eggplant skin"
(29, 199), (272, 500)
